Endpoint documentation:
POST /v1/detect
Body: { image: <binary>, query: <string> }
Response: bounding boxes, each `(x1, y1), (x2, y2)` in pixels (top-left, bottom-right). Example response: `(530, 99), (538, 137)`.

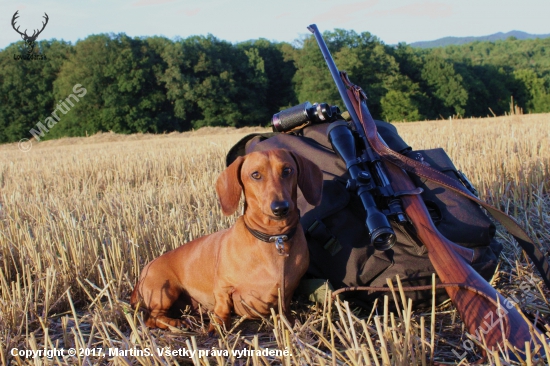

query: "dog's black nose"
(271, 201), (290, 217)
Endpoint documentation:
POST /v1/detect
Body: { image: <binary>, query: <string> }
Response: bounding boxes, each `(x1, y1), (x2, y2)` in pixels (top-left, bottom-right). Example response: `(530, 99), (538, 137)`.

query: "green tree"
(513, 68), (550, 113)
(333, 33), (401, 118)
(161, 35), (269, 129)
(291, 29), (401, 119)
(381, 75), (425, 122)
(423, 37), (550, 116)
(237, 39), (297, 116)
(49, 34), (172, 138)
(0, 40), (72, 142)
(420, 55), (468, 118)
(289, 35), (340, 109)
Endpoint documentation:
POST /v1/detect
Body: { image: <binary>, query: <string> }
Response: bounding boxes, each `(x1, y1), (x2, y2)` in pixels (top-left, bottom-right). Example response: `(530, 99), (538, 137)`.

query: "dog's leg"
(208, 290), (233, 336)
(133, 276), (188, 329)
(145, 310), (183, 329)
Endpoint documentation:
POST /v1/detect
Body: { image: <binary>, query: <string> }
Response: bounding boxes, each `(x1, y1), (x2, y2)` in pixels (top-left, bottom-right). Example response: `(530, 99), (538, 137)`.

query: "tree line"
(1, 30), (549, 143)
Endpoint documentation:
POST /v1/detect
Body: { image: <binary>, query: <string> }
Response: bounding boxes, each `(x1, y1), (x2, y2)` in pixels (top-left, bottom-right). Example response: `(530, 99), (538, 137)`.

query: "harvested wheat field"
(0, 114), (549, 365)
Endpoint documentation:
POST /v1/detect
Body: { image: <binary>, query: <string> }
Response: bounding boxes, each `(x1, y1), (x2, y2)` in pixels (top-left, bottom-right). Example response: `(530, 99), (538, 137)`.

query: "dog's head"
(216, 149), (323, 221)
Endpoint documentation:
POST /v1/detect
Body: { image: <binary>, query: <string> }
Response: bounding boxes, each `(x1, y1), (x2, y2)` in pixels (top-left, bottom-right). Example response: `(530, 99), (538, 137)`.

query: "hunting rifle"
(307, 24), (547, 360)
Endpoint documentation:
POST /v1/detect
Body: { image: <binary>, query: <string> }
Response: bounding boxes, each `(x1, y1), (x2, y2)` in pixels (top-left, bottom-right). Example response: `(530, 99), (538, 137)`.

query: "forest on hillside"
(409, 31), (550, 48)
(1, 30), (550, 143)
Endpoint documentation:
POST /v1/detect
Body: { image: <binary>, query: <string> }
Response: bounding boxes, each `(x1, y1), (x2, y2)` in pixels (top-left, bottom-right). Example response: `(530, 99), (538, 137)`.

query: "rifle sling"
(345, 81), (550, 290)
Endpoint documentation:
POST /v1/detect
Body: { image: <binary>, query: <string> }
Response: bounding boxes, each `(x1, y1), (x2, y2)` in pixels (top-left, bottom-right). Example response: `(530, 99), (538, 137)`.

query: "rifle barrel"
(307, 24), (364, 133)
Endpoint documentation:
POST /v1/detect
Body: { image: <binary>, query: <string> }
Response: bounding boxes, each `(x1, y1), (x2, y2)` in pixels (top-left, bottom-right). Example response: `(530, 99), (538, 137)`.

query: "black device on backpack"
(271, 101), (341, 133)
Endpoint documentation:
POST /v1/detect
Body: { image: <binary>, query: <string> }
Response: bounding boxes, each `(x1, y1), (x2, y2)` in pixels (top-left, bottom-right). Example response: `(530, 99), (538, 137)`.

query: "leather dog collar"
(244, 223), (297, 256)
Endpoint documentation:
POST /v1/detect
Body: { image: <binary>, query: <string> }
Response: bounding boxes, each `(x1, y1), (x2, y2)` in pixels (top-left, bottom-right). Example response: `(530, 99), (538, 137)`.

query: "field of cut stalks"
(0, 114), (549, 365)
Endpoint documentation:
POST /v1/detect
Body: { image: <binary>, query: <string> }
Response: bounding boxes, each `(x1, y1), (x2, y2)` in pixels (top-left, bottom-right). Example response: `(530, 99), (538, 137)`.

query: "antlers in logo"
(11, 10), (49, 54)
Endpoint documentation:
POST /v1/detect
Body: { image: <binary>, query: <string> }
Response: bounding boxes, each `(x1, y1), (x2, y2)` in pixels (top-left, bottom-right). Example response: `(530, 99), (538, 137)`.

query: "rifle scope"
(272, 101), (340, 132)
(327, 120), (396, 251)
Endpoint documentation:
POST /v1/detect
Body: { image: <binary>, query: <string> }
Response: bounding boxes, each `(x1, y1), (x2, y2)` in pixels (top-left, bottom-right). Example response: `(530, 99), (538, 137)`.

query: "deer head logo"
(11, 11), (49, 55)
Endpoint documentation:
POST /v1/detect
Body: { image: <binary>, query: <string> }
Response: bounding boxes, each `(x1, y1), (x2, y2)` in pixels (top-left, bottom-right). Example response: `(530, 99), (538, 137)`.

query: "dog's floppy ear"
(216, 156), (244, 215)
(289, 151), (323, 206)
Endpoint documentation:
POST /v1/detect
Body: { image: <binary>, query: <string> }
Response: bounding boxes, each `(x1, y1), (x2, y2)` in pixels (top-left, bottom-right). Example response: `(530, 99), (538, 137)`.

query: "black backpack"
(226, 120), (502, 307)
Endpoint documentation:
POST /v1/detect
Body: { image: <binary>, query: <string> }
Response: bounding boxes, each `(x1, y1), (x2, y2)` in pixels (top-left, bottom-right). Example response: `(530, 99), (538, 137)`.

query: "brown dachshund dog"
(131, 149), (323, 332)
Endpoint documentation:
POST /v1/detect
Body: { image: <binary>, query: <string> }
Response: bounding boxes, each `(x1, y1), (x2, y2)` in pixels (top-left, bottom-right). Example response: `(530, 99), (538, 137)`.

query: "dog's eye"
(251, 171), (261, 180)
(282, 167), (293, 177)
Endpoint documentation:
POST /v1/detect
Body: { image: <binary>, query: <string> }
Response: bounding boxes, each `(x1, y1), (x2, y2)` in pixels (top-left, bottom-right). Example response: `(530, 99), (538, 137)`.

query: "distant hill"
(409, 30), (550, 49)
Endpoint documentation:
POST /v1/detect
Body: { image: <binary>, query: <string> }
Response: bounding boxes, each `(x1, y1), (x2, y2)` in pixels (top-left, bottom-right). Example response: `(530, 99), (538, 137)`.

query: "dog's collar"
(244, 223), (297, 256)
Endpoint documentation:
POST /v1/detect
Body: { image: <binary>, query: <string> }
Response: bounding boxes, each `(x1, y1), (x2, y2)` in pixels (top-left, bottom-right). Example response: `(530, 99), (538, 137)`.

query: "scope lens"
(371, 228), (396, 251)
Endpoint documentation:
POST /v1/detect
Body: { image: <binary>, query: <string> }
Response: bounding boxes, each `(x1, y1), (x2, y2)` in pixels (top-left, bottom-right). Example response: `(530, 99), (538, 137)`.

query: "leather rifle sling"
(342, 74), (550, 290)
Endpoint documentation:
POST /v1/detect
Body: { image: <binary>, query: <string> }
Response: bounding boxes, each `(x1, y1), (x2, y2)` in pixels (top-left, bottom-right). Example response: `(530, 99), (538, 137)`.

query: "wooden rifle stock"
(385, 153), (533, 353)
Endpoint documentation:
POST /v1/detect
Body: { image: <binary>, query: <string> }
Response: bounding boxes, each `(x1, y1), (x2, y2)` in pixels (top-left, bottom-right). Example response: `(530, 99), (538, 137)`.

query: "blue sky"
(1, 0), (549, 50)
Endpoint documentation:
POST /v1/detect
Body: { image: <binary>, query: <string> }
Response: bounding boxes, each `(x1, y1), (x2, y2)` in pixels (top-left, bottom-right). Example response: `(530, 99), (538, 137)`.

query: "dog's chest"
(229, 250), (308, 317)
(231, 279), (283, 317)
